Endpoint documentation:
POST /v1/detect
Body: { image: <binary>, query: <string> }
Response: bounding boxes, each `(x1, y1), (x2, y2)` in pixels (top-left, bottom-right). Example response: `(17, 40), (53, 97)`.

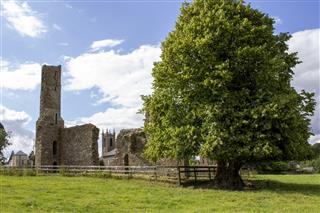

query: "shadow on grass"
(251, 179), (320, 196)
(180, 179), (320, 196)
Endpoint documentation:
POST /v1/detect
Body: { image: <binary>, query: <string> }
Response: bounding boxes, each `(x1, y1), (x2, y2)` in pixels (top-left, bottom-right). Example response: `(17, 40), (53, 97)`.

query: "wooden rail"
(177, 166), (217, 185)
(1, 165), (224, 185)
(0, 165), (179, 182)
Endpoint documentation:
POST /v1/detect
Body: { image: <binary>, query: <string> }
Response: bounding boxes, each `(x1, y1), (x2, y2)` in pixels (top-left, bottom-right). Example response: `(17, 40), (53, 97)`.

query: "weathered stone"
(101, 128), (188, 167)
(35, 65), (99, 166)
(106, 128), (152, 166)
(61, 124), (99, 166)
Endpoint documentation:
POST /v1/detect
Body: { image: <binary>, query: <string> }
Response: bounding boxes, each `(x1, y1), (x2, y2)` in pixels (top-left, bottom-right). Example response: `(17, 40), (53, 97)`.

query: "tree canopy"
(142, 0), (315, 189)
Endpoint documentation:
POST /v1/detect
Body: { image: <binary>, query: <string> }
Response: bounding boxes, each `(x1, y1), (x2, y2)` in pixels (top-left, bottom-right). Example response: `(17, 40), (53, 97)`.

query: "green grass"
(0, 174), (319, 213)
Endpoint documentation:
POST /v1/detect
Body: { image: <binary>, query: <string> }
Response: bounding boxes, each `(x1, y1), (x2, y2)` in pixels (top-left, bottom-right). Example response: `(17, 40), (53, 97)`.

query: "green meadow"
(0, 174), (319, 213)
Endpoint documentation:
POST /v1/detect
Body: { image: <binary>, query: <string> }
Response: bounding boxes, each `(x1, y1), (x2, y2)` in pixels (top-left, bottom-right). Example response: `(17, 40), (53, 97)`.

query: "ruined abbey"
(35, 65), (99, 166)
(34, 65), (183, 167)
(101, 128), (151, 166)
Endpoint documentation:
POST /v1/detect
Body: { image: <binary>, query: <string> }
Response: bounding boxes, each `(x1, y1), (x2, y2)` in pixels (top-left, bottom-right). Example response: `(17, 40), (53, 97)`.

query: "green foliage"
(300, 157), (320, 173)
(0, 127), (10, 163)
(312, 157), (320, 172)
(311, 143), (320, 157)
(142, 0), (315, 165)
(255, 161), (290, 174)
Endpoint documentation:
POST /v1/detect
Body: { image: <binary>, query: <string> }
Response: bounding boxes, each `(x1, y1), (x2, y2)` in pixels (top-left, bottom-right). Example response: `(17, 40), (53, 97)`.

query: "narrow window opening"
(53, 141), (57, 156)
(109, 138), (113, 147)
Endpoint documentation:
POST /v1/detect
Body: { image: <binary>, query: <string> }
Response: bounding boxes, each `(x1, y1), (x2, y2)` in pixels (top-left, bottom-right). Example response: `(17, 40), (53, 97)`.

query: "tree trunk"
(213, 160), (244, 190)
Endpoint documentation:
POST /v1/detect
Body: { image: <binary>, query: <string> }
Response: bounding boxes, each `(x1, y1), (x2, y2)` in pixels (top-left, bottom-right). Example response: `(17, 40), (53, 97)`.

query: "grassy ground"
(0, 174), (319, 213)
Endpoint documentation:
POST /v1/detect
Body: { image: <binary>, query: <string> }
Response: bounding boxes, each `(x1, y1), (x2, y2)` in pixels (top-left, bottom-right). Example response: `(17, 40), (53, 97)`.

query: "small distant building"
(8, 151), (30, 167)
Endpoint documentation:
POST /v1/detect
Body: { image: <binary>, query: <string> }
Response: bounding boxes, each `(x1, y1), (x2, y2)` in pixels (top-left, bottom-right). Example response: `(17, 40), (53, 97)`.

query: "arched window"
(53, 141), (57, 156)
(109, 138), (113, 147)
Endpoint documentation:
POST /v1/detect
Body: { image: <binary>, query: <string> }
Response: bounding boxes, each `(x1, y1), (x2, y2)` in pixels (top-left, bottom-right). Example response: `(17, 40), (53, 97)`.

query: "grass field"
(0, 174), (319, 213)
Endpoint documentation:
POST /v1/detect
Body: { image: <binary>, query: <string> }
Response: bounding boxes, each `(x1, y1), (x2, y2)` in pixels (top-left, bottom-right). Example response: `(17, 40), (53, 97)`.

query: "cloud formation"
(288, 28), (320, 144)
(0, 105), (34, 158)
(90, 39), (124, 51)
(1, 0), (47, 38)
(65, 44), (161, 130)
(0, 59), (41, 90)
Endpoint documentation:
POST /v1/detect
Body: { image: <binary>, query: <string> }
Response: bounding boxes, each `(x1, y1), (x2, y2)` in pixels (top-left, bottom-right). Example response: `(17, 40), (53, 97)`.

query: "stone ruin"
(102, 128), (185, 167)
(35, 65), (99, 166)
(102, 128), (152, 166)
(34, 65), (208, 168)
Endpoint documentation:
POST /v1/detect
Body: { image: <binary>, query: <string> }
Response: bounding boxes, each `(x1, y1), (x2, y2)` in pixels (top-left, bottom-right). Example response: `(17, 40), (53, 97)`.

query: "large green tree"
(142, 0), (315, 189)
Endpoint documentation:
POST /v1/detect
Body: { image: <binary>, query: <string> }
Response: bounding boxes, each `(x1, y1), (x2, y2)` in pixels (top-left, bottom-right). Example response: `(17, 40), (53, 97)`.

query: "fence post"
(208, 167), (211, 181)
(194, 167), (197, 184)
(154, 167), (157, 181)
(178, 166), (181, 185)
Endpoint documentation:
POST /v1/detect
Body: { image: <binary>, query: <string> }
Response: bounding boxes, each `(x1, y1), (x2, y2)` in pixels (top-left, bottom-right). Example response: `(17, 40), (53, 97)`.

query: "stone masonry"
(111, 128), (152, 166)
(35, 65), (99, 166)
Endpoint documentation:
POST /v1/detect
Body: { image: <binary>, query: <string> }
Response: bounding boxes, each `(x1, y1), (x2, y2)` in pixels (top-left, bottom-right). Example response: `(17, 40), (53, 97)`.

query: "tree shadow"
(248, 179), (320, 196)
(180, 179), (320, 196)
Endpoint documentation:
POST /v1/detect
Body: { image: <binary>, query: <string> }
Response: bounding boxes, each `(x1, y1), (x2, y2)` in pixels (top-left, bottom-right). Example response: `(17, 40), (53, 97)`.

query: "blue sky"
(0, 0), (319, 156)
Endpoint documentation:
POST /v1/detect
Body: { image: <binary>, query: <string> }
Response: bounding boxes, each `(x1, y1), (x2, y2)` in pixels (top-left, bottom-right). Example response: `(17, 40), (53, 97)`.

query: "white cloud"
(309, 134), (320, 145)
(66, 44), (161, 107)
(1, 0), (47, 38)
(0, 105), (34, 158)
(90, 39), (124, 51)
(0, 59), (41, 90)
(289, 28), (320, 142)
(67, 107), (144, 131)
(65, 44), (161, 131)
(53, 23), (62, 31)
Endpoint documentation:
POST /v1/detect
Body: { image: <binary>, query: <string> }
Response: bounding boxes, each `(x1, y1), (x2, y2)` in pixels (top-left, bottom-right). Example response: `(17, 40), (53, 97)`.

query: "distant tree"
(312, 143), (320, 157)
(142, 0), (316, 189)
(0, 123), (10, 164)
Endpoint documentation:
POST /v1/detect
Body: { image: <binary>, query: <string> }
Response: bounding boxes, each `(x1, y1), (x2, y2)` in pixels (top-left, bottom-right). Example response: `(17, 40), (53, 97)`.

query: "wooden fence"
(177, 165), (217, 185)
(0, 165), (254, 185)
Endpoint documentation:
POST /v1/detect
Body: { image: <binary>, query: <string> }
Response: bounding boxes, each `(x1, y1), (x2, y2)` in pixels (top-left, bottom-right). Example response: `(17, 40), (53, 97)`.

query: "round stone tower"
(35, 65), (64, 166)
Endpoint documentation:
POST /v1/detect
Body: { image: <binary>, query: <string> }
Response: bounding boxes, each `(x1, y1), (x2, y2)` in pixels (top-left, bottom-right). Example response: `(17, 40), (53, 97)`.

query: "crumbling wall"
(61, 124), (99, 166)
(111, 128), (152, 166)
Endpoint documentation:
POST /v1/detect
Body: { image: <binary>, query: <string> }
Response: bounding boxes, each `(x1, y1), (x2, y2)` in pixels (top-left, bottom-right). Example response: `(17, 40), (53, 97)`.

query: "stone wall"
(35, 65), (64, 166)
(35, 124), (62, 166)
(110, 128), (152, 166)
(105, 128), (187, 167)
(61, 124), (99, 166)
